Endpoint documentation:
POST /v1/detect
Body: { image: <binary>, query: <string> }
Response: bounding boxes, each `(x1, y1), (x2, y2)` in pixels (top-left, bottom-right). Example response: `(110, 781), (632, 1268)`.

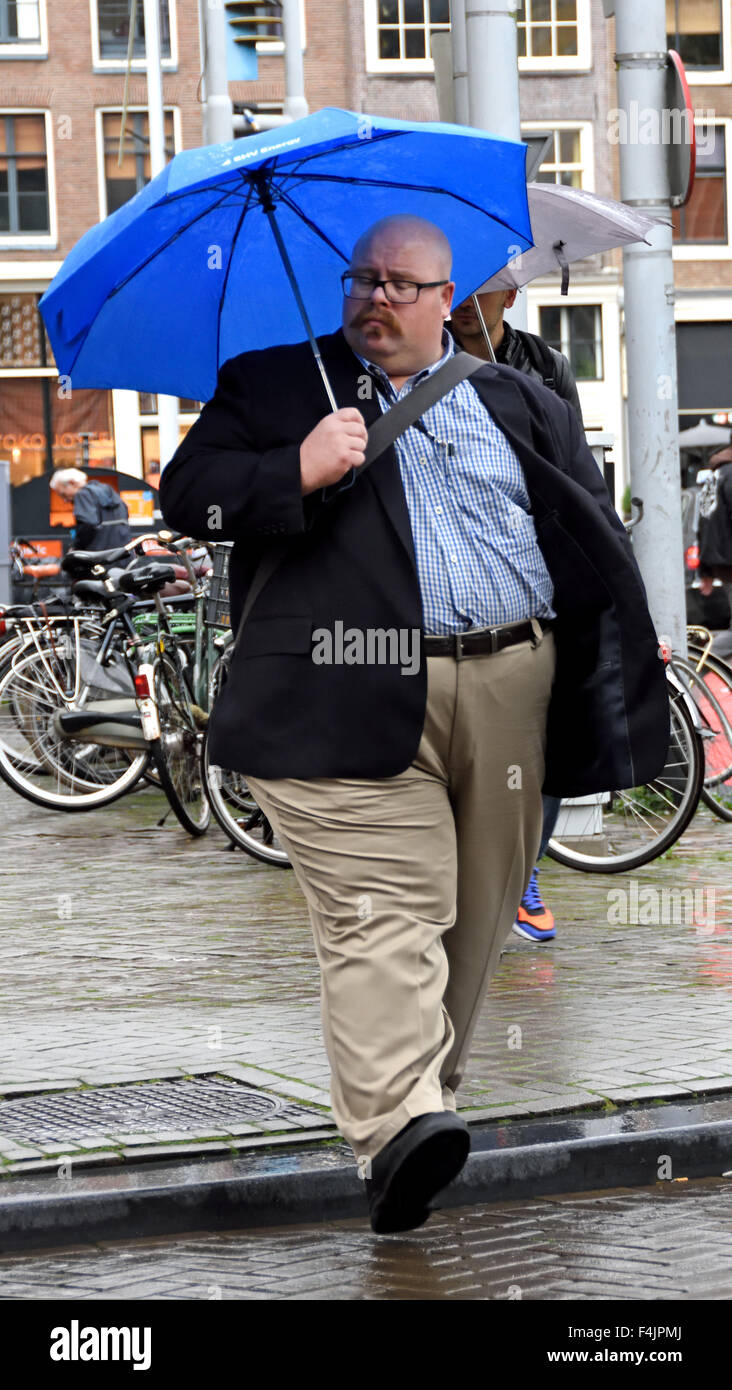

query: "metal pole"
(282, 0), (308, 121)
(613, 0), (687, 654)
(464, 0), (527, 329)
(450, 0), (469, 126)
(201, 0), (235, 144)
(143, 0), (179, 473)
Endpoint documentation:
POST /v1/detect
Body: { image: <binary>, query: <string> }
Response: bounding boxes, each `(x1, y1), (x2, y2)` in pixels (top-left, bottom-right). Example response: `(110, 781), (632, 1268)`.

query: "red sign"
(666, 49), (696, 208)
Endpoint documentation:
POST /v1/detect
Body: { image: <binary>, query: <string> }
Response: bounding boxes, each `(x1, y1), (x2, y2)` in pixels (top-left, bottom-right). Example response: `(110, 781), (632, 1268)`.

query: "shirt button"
(450, 555), (458, 564)
(435, 507), (443, 516)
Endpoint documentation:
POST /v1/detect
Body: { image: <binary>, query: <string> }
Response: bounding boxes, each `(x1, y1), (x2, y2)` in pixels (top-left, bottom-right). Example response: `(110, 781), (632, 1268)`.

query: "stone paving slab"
(2, 780), (732, 1168)
(0, 1177), (730, 1300)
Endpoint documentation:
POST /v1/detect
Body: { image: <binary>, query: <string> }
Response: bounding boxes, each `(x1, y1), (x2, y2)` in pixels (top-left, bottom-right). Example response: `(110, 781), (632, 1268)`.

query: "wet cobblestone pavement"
(2, 777), (732, 1168)
(1, 1178), (730, 1299)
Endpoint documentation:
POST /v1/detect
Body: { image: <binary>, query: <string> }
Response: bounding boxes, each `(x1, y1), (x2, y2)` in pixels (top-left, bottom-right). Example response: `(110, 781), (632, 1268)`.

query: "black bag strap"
(234, 351), (486, 641)
(515, 329), (557, 392)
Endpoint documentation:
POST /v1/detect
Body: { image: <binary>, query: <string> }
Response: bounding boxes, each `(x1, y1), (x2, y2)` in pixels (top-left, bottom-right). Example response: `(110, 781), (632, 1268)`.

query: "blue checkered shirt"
(353, 329), (555, 635)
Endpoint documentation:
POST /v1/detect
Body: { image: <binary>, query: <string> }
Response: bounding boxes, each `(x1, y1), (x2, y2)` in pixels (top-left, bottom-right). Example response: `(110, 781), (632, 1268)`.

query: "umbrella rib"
(268, 170), (532, 241)
(215, 181), (256, 374)
(108, 187), (240, 298)
(275, 187), (350, 264)
(62, 186), (243, 379)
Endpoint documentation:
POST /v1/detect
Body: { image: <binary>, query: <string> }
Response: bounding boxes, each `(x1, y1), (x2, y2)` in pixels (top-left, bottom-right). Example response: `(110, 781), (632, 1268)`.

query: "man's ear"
(442, 281), (456, 318)
(505, 288), (518, 309)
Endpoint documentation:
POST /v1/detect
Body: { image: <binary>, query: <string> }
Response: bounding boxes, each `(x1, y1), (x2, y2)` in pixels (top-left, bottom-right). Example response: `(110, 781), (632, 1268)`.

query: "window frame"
(521, 119), (595, 192)
(673, 117), (732, 260)
(667, 0), (732, 87)
(0, 0), (48, 57)
(95, 105), (182, 222)
(364, 0), (451, 75)
(538, 300), (604, 382)
(89, 0), (178, 72)
(517, 0), (592, 74)
(0, 109), (57, 249)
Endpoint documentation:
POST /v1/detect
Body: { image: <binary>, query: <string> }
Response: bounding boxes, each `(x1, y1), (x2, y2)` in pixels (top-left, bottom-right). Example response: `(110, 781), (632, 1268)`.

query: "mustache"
(352, 308), (401, 331)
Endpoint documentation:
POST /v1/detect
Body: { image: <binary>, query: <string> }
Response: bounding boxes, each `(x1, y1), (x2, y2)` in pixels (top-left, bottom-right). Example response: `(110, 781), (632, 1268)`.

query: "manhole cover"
(0, 1077), (326, 1145)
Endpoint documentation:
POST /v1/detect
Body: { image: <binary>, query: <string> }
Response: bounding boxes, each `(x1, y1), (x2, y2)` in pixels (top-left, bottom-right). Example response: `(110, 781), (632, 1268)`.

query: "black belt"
(424, 617), (553, 659)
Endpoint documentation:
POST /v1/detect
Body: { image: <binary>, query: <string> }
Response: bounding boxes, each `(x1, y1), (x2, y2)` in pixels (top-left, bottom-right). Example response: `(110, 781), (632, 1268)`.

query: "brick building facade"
(1, 0), (730, 513)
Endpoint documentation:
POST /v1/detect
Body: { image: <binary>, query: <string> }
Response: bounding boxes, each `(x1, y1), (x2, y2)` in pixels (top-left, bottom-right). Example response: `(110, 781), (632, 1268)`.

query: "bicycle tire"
(149, 652), (210, 836)
(201, 728), (292, 867)
(0, 647), (149, 810)
(547, 689), (704, 872)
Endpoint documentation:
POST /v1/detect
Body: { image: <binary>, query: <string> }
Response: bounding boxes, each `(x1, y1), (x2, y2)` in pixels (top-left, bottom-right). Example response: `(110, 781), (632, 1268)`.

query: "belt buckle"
(489, 626), (500, 655)
(454, 631), (465, 661)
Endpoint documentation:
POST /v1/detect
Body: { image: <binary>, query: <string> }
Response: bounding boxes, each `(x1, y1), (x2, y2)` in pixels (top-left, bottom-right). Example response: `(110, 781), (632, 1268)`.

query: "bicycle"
(199, 544), (291, 866)
(546, 500), (707, 871)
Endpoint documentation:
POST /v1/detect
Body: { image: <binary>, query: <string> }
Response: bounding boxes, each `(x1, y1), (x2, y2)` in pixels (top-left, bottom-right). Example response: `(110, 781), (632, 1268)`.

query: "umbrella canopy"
(39, 107), (534, 405)
(475, 182), (660, 294)
(679, 418), (732, 449)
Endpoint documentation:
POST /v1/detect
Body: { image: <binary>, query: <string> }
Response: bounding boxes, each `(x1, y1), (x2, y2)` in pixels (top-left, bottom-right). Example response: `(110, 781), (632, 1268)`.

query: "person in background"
(699, 445), (732, 660)
(451, 285), (585, 946)
(49, 468), (132, 552)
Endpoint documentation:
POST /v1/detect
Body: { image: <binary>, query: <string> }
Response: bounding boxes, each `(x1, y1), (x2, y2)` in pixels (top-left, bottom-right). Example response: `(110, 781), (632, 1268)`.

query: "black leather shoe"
(364, 1112), (470, 1235)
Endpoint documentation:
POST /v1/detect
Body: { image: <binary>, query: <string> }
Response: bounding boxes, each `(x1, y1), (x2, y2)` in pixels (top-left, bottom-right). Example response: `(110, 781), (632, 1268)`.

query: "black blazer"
(160, 329), (670, 796)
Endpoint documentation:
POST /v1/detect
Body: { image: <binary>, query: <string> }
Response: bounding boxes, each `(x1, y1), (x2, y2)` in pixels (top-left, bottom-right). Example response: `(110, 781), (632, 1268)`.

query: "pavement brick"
(2, 1178), (730, 1300)
(2, 781), (732, 1166)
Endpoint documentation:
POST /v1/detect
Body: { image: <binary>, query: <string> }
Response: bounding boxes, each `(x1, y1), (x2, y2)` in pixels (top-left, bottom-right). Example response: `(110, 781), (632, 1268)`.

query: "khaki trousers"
(246, 629), (556, 1163)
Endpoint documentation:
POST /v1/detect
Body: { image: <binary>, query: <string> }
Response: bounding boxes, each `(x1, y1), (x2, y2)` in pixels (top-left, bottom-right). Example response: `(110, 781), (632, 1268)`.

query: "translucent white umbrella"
(475, 182), (662, 295)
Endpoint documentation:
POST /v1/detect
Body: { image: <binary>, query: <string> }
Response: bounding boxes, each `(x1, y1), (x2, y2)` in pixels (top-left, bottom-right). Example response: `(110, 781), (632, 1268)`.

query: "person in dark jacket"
(451, 287), (584, 426)
(50, 469), (133, 552)
(699, 453), (732, 658)
(159, 214), (668, 1236)
(451, 287), (584, 942)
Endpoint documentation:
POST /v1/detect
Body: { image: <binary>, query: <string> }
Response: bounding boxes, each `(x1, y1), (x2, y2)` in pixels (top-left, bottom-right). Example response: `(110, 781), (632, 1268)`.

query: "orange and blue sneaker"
(512, 867), (556, 942)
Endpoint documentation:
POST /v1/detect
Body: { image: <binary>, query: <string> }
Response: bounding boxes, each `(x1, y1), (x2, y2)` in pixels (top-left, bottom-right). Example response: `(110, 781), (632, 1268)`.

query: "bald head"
(342, 216), (455, 386)
(351, 215), (452, 281)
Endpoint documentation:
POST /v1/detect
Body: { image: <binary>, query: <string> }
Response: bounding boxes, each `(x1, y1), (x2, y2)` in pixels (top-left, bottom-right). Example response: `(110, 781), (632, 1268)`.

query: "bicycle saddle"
(71, 579), (118, 604)
(117, 562), (177, 596)
(62, 546), (132, 577)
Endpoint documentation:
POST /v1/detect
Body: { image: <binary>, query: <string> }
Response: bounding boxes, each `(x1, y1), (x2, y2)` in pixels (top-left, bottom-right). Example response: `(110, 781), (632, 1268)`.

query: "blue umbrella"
(39, 107), (533, 407)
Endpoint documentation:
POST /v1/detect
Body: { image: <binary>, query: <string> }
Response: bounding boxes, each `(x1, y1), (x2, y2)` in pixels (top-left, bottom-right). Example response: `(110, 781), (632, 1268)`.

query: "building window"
(102, 110), (175, 216)
(365, 0), (449, 70)
(0, 0), (40, 42)
(375, 0), (449, 61)
(517, 0), (579, 60)
(0, 114), (49, 234)
(0, 290), (53, 368)
(539, 304), (603, 380)
(533, 127), (583, 188)
(97, 0), (170, 60)
(667, 0), (722, 71)
(673, 125), (726, 244)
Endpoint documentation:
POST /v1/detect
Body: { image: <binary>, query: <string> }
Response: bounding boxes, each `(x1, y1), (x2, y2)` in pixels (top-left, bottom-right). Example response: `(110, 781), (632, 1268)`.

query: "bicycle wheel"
(547, 688), (704, 872)
(687, 649), (732, 821)
(200, 650), (291, 866)
(202, 730), (292, 866)
(0, 645), (149, 810)
(149, 652), (210, 836)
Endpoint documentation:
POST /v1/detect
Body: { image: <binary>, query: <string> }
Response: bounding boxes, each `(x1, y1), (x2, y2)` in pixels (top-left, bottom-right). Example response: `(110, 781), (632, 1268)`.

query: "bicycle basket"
(205, 543), (232, 629)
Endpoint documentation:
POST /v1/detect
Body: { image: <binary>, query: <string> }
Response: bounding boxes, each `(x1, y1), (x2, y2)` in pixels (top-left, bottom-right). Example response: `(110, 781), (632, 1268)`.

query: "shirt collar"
(354, 326), (456, 396)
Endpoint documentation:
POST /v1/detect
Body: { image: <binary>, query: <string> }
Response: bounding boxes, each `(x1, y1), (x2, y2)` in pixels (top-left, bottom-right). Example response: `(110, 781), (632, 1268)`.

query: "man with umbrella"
(161, 212), (667, 1236)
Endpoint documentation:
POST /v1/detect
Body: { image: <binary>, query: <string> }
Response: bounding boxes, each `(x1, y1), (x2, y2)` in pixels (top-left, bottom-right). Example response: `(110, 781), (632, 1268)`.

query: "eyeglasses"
(341, 273), (449, 304)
